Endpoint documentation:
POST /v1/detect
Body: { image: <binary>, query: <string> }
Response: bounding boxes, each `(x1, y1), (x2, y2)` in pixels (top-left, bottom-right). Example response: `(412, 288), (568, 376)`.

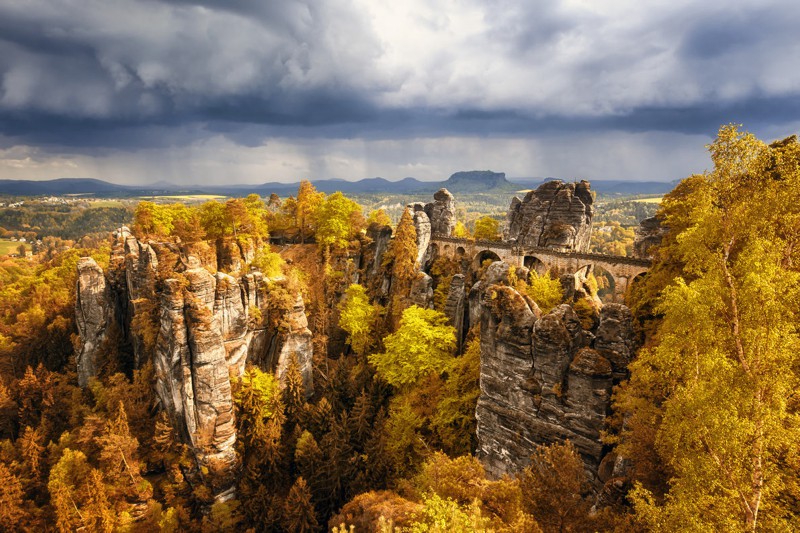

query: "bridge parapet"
(429, 233), (651, 302)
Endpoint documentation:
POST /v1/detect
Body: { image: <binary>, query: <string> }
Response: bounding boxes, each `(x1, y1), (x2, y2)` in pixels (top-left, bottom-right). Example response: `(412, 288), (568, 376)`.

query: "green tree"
(369, 306), (456, 388)
(473, 216), (500, 241)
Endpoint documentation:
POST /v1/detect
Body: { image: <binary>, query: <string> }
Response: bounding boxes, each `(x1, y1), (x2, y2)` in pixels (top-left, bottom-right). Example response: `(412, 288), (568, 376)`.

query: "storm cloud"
(0, 0), (798, 183)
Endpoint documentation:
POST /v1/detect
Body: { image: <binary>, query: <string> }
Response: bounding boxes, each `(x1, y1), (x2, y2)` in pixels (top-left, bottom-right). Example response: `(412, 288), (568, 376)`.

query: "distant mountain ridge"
(0, 173), (676, 197)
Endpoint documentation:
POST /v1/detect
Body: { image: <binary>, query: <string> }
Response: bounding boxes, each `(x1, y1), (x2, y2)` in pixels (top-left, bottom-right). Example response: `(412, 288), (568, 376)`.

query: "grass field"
(90, 200), (126, 208)
(0, 240), (28, 256)
(631, 196), (663, 204)
(141, 194), (227, 202)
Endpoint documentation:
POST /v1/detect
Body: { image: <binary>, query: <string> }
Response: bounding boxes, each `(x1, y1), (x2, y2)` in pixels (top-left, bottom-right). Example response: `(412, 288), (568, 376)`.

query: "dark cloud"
(0, 0), (798, 182)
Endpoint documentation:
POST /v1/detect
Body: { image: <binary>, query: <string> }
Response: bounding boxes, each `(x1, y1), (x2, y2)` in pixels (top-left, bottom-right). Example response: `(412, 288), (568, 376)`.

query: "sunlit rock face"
(473, 261), (636, 481)
(75, 257), (112, 387)
(633, 215), (666, 259)
(75, 236), (314, 499)
(426, 188), (457, 236)
(505, 180), (594, 252)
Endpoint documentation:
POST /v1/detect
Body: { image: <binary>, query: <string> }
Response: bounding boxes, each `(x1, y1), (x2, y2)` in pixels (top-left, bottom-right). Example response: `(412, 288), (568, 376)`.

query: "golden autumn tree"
(383, 207), (418, 326)
(618, 126), (800, 531)
(296, 180), (324, 243)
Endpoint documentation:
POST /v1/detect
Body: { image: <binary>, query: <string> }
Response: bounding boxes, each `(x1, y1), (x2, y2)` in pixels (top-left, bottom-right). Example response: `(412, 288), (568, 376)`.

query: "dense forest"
(0, 126), (798, 532)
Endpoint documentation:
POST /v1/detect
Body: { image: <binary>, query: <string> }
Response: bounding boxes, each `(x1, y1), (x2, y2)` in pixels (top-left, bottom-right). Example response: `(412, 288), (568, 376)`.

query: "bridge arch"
(591, 264), (617, 302)
(523, 255), (546, 275)
(472, 249), (502, 272)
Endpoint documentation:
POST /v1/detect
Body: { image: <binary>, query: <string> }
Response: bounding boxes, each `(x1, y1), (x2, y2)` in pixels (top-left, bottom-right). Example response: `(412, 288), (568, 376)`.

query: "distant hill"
(0, 178), (131, 196)
(0, 174), (676, 198)
(441, 170), (515, 193)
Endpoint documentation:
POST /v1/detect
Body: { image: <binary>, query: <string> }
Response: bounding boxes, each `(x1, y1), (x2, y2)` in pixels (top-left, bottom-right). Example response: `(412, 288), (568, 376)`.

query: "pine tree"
(282, 352), (306, 428)
(283, 477), (319, 533)
(83, 469), (115, 533)
(296, 180), (324, 243)
(18, 425), (44, 480)
(0, 462), (27, 531)
(97, 401), (149, 501)
(384, 207), (418, 326)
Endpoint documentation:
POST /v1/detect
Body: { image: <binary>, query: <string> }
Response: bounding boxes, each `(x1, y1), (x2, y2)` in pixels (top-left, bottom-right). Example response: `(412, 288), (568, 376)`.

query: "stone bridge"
(429, 234), (651, 302)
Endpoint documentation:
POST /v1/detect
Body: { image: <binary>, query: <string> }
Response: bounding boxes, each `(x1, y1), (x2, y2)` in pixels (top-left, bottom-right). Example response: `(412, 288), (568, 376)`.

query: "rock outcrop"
(633, 215), (666, 259)
(505, 180), (594, 252)
(474, 261), (636, 480)
(425, 188), (457, 236)
(443, 274), (466, 349)
(408, 206), (432, 268)
(409, 272), (434, 309)
(75, 235), (314, 498)
(75, 257), (112, 387)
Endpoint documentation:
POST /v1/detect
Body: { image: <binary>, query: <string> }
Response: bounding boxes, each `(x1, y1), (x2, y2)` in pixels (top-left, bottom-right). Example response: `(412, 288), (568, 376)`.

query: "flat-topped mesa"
(505, 180), (594, 252)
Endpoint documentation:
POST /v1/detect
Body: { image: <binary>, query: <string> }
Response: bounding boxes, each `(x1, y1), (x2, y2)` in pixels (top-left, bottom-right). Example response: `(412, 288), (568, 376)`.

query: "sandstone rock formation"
(633, 215), (666, 259)
(75, 235), (315, 498)
(505, 180), (594, 252)
(75, 257), (112, 387)
(443, 274), (466, 349)
(409, 206), (431, 268)
(425, 188), (457, 236)
(474, 261), (636, 480)
(409, 272), (434, 309)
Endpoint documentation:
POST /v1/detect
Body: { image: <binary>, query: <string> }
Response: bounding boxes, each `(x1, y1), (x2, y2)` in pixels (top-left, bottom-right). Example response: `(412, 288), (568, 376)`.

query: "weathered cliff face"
(633, 215), (666, 259)
(75, 235), (314, 498)
(443, 274), (466, 349)
(408, 206), (432, 268)
(409, 272), (434, 309)
(75, 257), (112, 387)
(425, 188), (457, 236)
(505, 180), (594, 252)
(474, 261), (636, 481)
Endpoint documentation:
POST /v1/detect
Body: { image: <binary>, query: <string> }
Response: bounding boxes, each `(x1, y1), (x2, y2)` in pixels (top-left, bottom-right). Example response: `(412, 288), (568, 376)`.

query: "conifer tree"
(0, 462), (27, 531)
(283, 477), (319, 533)
(296, 180), (324, 243)
(97, 401), (148, 500)
(282, 352), (306, 428)
(83, 469), (115, 533)
(384, 207), (418, 326)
